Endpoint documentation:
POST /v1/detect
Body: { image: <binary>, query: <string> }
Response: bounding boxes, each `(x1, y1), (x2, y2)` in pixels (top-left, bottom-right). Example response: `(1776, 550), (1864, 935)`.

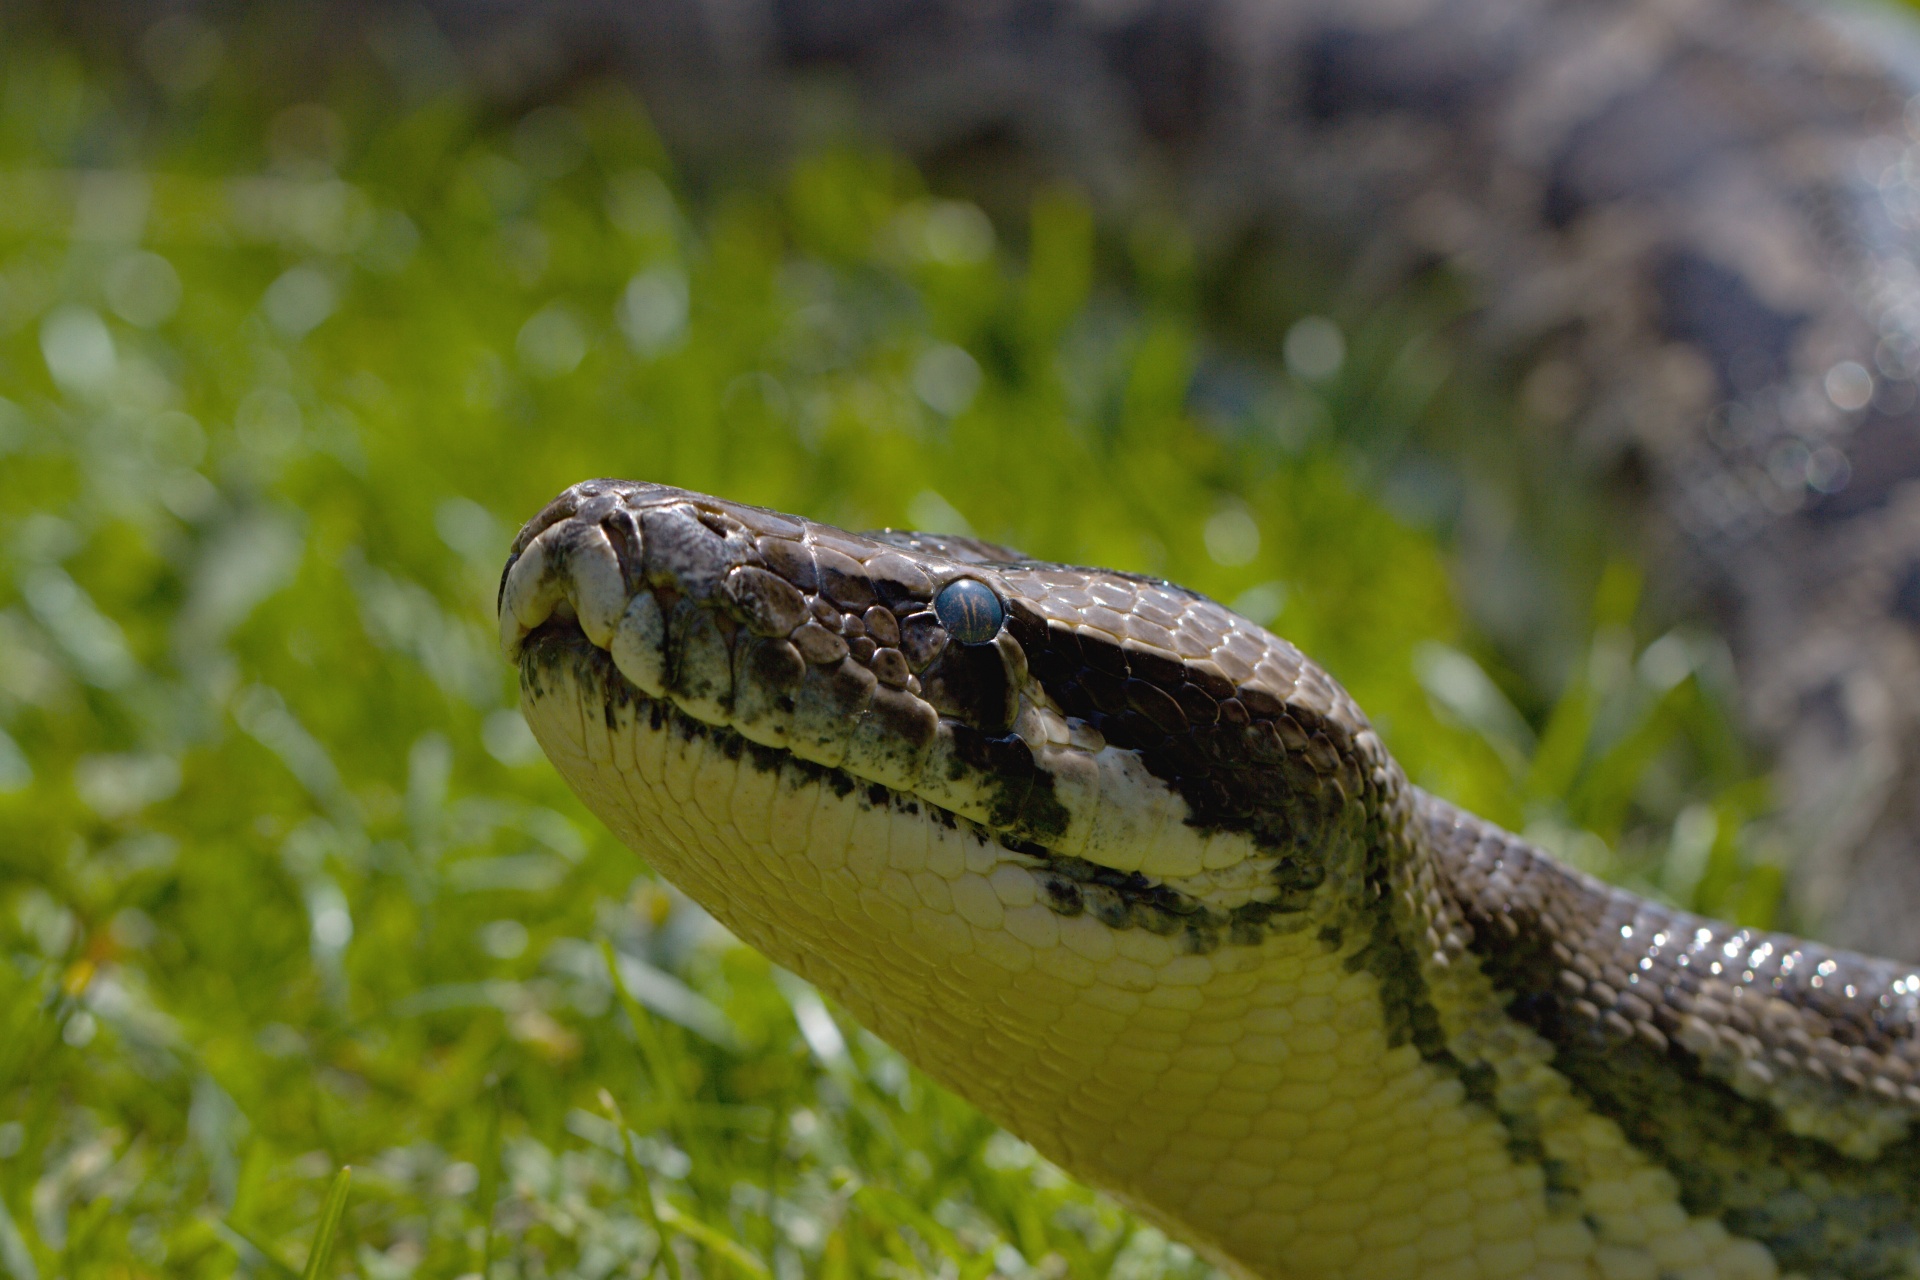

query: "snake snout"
(502, 481), (1031, 783)
(500, 484), (771, 726)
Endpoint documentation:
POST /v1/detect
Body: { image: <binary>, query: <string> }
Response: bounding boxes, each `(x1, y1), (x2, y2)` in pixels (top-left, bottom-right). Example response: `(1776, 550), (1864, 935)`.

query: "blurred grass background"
(0, 9), (1785, 1277)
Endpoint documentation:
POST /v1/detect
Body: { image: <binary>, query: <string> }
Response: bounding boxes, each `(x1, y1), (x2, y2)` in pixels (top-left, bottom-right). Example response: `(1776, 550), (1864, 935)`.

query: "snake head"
(503, 479), (1396, 919)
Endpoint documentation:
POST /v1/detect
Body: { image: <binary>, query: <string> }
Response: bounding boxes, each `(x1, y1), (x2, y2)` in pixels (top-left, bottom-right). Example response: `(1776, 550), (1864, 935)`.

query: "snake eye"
(934, 578), (1004, 646)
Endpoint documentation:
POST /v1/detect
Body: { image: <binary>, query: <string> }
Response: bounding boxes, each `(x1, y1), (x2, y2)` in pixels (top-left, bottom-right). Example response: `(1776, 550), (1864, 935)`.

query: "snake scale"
(503, 478), (1920, 1280)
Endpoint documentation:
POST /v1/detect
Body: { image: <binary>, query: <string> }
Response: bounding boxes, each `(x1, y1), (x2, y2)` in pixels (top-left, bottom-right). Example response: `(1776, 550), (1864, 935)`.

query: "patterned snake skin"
(400, 0), (1920, 963)
(503, 479), (1920, 1280)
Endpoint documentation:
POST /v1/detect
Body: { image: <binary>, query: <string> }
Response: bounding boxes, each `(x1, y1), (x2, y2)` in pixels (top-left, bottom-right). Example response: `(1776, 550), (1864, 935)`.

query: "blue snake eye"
(934, 578), (1004, 646)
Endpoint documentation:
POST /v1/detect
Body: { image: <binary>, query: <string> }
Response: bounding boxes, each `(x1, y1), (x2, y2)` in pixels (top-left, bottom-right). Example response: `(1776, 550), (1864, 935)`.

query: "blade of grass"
(601, 1089), (684, 1280)
(301, 1166), (352, 1280)
(655, 1201), (771, 1279)
(761, 1102), (785, 1264)
(602, 936), (720, 1210)
(210, 1217), (301, 1279)
(601, 940), (684, 1115)
(475, 1073), (502, 1276)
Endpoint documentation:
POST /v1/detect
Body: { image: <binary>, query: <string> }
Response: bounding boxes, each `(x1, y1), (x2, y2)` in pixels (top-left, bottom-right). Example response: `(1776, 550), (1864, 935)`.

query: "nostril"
(642, 504), (733, 598)
(600, 507), (646, 594)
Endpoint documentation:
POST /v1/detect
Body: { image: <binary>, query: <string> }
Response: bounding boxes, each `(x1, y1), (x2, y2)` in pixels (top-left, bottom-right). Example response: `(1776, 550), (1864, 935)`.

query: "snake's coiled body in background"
(503, 479), (1920, 1280)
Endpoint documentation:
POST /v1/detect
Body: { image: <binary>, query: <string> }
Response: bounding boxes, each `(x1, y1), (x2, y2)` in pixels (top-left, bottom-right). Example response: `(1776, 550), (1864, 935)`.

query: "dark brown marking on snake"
(1002, 586), (1523, 1122)
(920, 637), (1016, 733)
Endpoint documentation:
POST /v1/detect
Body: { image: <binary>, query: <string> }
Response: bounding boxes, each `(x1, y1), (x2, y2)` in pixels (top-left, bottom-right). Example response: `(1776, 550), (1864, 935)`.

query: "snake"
(501, 478), (1920, 1280)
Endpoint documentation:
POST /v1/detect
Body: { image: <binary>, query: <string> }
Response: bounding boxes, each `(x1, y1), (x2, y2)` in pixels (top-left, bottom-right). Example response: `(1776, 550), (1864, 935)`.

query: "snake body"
(502, 479), (1920, 1280)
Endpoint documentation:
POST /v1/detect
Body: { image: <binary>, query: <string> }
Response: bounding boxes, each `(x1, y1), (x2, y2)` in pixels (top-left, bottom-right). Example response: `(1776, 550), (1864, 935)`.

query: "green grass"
(0, 21), (1780, 1277)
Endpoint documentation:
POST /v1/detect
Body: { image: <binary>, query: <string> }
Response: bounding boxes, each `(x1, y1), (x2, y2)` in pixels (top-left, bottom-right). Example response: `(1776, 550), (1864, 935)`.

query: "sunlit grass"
(0, 23), (1777, 1276)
